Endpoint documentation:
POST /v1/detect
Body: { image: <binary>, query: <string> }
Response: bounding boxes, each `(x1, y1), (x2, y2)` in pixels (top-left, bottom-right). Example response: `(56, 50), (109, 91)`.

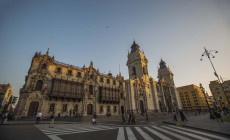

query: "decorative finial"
(46, 36), (52, 55)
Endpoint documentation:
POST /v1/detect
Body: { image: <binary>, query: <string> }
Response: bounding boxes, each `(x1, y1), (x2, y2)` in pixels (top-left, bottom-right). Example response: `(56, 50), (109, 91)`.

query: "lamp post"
(200, 47), (230, 108)
(200, 83), (214, 119)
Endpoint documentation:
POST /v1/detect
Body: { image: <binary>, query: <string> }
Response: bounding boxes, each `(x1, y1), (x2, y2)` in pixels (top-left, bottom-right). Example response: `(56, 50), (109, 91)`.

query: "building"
(14, 50), (126, 119)
(125, 41), (181, 114)
(209, 80), (230, 110)
(177, 84), (213, 112)
(0, 84), (13, 111)
(15, 41), (181, 119)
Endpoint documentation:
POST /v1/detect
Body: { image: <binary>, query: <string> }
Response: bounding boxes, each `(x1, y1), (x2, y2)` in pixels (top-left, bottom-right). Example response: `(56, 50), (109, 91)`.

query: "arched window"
(132, 67), (136, 75)
(35, 80), (43, 91)
(49, 103), (55, 112)
(42, 64), (46, 69)
(89, 85), (93, 95)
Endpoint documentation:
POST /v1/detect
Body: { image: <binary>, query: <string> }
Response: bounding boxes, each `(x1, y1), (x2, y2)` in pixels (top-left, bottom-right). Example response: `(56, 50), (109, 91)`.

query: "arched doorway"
(140, 100), (144, 113)
(28, 101), (39, 116)
(121, 106), (124, 114)
(87, 104), (93, 115)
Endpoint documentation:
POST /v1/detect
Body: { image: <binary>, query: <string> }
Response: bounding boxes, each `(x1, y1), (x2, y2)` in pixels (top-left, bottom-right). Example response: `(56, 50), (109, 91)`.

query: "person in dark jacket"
(49, 112), (55, 128)
(179, 110), (188, 122)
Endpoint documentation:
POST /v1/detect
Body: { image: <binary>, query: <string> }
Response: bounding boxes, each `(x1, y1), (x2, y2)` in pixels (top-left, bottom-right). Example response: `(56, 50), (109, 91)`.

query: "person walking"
(146, 112), (149, 121)
(121, 114), (126, 124)
(131, 112), (136, 125)
(36, 111), (42, 124)
(49, 112), (55, 128)
(172, 110), (177, 122)
(92, 112), (97, 125)
(179, 110), (188, 122)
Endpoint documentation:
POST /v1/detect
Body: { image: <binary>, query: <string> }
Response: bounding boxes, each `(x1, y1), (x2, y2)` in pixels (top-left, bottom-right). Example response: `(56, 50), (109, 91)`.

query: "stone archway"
(87, 104), (93, 115)
(140, 100), (144, 113)
(28, 101), (39, 116)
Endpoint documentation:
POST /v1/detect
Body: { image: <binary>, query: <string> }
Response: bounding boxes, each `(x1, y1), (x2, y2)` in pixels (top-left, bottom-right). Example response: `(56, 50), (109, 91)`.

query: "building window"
(113, 80), (116, 85)
(42, 64), (46, 69)
(114, 106), (117, 112)
(107, 79), (110, 84)
(89, 85), (93, 95)
(132, 67), (136, 75)
(90, 74), (93, 79)
(77, 72), (81, 77)
(49, 103), (55, 112)
(100, 77), (104, 82)
(68, 70), (72, 75)
(120, 93), (123, 99)
(62, 104), (67, 112)
(35, 80), (43, 91)
(57, 67), (61, 73)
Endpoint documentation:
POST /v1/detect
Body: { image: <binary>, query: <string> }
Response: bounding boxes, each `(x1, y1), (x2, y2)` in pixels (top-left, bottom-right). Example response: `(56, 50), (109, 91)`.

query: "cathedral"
(15, 41), (181, 119)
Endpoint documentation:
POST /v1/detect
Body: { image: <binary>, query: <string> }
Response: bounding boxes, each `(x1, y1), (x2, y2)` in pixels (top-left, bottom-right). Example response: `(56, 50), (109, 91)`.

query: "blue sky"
(0, 0), (230, 98)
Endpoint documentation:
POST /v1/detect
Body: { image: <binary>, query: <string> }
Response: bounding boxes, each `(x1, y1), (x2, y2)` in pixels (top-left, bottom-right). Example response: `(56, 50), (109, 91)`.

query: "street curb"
(162, 121), (230, 137)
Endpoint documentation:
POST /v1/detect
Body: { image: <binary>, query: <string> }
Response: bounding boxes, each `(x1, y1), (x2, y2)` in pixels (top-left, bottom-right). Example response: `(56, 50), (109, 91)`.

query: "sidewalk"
(162, 113), (230, 136)
(1, 120), (80, 125)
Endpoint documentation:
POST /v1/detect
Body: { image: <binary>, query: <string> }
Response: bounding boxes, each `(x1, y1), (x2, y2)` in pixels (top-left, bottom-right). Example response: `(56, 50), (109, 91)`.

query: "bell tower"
(126, 41), (149, 81)
(158, 59), (174, 85)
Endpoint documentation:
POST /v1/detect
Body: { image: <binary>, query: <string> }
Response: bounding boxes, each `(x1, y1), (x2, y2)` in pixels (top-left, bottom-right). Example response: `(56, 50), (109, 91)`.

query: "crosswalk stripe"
(144, 127), (172, 140)
(47, 135), (62, 140)
(168, 125), (230, 140)
(45, 127), (116, 135)
(151, 126), (190, 140)
(44, 126), (114, 135)
(117, 127), (125, 140)
(126, 127), (137, 140)
(162, 126), (210, 140)
(40, 124), (113, 133)
(134, 127), (153, 140)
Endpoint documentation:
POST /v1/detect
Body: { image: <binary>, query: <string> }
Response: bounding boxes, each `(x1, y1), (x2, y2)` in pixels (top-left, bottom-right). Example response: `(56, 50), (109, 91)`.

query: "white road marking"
(47, 135), (62, 140)
(126, 127), (137, 140)
(168, 125), (230, 140)
(162, 126), (210, 140)
(117, 127), (125, 140)
(151, 126), (190, 140)
(134, 127), (153, 140)
(144, 127), (172, 140)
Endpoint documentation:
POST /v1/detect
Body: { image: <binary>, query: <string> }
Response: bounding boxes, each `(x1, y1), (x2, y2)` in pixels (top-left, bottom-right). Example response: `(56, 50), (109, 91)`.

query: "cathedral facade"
(15, 41), (181, 119)
(125, 41), (181, 114)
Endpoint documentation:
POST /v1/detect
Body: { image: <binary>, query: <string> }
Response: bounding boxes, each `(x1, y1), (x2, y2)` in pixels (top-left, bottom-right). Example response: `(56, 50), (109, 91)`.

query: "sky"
(0, 0), (230, 98)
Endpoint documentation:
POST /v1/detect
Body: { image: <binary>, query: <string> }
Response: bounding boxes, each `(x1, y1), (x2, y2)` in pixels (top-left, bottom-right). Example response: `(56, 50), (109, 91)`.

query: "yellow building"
(209, 80), (230, 110)
(0, 84), (13, 111)
(177, 84), (213, 112)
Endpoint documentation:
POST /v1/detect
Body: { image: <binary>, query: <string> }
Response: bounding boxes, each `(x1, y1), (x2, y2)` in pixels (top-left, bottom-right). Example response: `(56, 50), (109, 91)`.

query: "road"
(0, 122), (230, 140)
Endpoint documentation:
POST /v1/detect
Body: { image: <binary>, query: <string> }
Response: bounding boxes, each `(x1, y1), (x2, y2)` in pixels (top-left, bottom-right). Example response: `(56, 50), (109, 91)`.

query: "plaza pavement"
(163, 113), (230, 136)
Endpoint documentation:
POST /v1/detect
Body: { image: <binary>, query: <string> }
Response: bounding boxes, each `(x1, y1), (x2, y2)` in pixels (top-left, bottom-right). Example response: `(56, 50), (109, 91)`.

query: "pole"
(200, 83), (214, 119)
(204, 47), (230, 108)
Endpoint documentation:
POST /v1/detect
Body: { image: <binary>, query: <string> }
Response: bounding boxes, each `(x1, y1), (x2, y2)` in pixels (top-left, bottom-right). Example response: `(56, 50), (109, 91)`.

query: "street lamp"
(200, 83), (214, 119)
(200, 47), (230, 108)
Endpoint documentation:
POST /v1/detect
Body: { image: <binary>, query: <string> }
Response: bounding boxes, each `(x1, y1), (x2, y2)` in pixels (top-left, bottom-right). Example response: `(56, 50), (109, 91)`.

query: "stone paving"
(163, 113), (230, 136)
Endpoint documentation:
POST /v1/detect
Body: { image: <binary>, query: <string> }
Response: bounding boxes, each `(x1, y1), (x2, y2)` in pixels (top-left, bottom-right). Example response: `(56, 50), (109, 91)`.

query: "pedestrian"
(92, 118), (96, 125)
(172, 110), (177, 122)
(36, 111), (42, 124)
(1, 111), (7, 124)
(121, 114), (126, 124)
(179, 110), (188, 122)
(131, 112), (135, 125)
(128, 113), (131, 125)
(49, 112), (55, 128)
(93, 112), (97, 119)
(214, 111), (223, 122)
(146, 112), (149, 121)
(58, 113), (61, 118)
